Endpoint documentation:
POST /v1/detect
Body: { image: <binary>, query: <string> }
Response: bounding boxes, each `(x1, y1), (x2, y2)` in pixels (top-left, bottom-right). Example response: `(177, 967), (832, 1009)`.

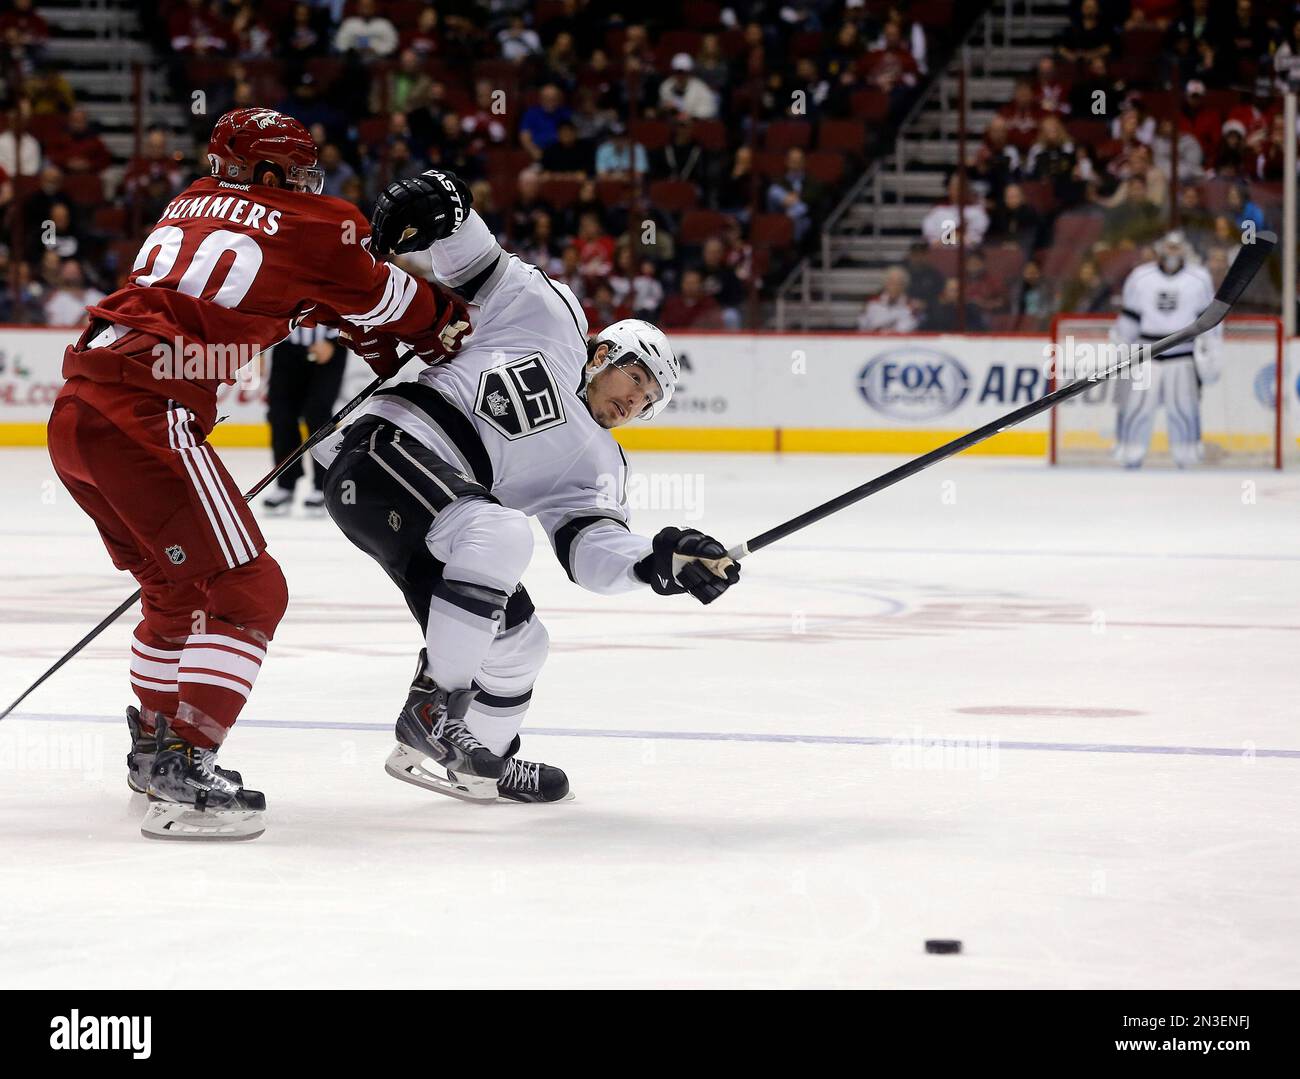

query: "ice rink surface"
(1, 446), (1297, 989)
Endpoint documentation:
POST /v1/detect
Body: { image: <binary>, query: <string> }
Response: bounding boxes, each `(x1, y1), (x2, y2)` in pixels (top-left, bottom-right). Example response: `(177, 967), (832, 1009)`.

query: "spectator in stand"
(0, 0), (48, 54)
(582, 280), (632, 330)
(659, 54), (719, 122)
(468, 180), (503, 238)
(1057, 0), (1117, 65)
(651, 119), (715, 185)
(999, 80), (1046, 153)
(278, 72), (343, 142)
(44, 202), (82, 259)
(1107, 97), (1156, 145)
(541, 120), (592, 178)
(987, 182), (1043, 249)
(1181, 80), (1222, 161)
(42, 259), (102, 327)
(461, 79), (509, 154)
(573, 211), (615, 281)
(1152, 116), (1203, 184)
(694, 33), (730, 95)
(1227, 78), (1277, 149)
(509, 170), (553, 244)
(822, 21), (865, 117)
(403, 6), (440, 57)
(1212, 118), (1248, 176)
(560, 179), (609, 237)
(718, 144), (756, 217)
(25, 65), (75, 114)
(1222, 0), (1268, 78)
(1102, 141), (1166, 207)
(1176, 185), (1216, 245)
(661, 268), (724, 329)
(1099, 174), (1164, 248)
(570, 85), (612, 147)
(857, 267), (918, 332)
(335, 0), (398, 59)
(21, 168), (72, 259)
(594, 123), (648, 180)
(519, 212), (563, 276)
(1068, 54), (1119, 122)
(766, 147), (825, 244)
(921, 174), (990, 248)
(282, 3), (328, 61)
(520, 84), (570, 162)
(315, 142), (354, 199)
(974, 115), (1023, 199)
(1159, 28), (1200, 89)
(964, 252), (1010, 316)
(861, 19), (919, 114)
(1034, 55), (1071, 115)
(1253, 113), (1287, 181)
(169, 0), (230, 55)
(904, 240), (945, 309)
(1058, 258), (1112, 313)
(920, 277), (987, 331)
(545, 31), (580, 90)
(628, 256), (666, 321)
(1026, 115), (1086, 207)
(498, 13), (542, 63)
(553, 245), (587, 303)
(230, 0), (275, 59)
(371, 48), (435, 115)
(1014, 260), (1051, 326)
(1224, 182), (1266, 232)
(698, 237), (745, 329)
(47, 108), (111, 175)
(339, 174), (365, 210)
(122, 127), (185, 209)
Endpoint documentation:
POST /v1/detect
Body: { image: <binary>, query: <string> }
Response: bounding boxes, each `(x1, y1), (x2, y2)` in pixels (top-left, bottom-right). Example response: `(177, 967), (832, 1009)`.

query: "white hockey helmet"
(587, 318), (679, 420)
(1154, 230), (1190, 275)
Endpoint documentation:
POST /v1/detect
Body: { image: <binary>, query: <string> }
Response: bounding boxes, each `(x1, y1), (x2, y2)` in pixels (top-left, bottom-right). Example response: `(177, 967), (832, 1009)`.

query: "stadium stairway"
(39, 1), (189, 193)
(774, 0), (1071, 330)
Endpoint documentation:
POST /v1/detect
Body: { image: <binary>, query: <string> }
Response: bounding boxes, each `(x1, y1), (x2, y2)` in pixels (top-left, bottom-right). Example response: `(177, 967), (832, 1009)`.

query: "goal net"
(1048, 314), (1289, 469)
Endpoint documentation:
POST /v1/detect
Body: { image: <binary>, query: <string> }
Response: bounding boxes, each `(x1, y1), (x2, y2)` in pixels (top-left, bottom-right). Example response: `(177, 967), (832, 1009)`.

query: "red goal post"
(1047, 313), (1287, 470)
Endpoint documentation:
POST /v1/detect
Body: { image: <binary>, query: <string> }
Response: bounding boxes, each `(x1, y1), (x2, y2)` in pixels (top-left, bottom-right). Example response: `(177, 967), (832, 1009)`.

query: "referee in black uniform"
(263, 323), (348, 515)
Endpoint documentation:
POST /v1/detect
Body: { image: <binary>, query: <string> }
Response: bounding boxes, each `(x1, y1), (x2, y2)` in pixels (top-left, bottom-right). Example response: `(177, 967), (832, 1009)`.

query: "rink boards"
(2, 327), (1297, 458)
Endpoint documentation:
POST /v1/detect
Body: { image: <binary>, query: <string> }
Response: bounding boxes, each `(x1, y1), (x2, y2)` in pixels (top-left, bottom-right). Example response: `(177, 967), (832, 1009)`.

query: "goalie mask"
(585, 319), (679, 420)
(1154, 231), (1190, 276)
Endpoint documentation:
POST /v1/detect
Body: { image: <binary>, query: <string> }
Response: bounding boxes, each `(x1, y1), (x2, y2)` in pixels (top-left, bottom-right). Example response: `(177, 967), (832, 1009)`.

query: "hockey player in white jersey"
(316, 170), (741, 803)
(1111, 231), (1223, 468)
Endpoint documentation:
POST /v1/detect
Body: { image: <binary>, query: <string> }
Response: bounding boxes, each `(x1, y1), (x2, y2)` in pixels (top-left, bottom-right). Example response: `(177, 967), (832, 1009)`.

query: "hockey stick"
(726, 231), (1277, 562)
(0, 368), (393, 722)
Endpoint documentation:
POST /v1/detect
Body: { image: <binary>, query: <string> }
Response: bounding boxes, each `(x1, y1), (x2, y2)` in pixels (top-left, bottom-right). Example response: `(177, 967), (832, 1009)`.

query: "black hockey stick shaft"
(0, 369), (393, 721)
(727, 232), (1276, 561)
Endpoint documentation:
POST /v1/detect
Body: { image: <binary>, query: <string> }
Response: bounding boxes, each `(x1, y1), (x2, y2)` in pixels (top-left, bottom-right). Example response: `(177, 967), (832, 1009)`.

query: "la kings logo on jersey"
(1156, 289), (1178, 312)
(475, 352), (567, 439)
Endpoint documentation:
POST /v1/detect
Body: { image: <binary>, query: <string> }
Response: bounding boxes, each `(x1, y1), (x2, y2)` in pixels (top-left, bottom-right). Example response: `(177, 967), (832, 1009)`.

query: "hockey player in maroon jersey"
(46, 108), (471, 839)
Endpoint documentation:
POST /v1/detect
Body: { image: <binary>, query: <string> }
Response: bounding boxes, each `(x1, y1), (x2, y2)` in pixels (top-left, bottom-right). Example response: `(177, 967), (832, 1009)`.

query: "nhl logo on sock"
(165, 544), (186, 565)
(388, 510), (401, 532)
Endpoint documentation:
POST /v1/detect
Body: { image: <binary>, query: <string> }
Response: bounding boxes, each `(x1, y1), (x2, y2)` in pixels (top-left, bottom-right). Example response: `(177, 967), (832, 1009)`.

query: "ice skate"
(126, 706), (241, 794)
(302, 490), (327, 516)
(141, 724), (266, 841)
(497, 737), (572, 803)
(262, 488), (294, 515)
(384, 650), (503, 802)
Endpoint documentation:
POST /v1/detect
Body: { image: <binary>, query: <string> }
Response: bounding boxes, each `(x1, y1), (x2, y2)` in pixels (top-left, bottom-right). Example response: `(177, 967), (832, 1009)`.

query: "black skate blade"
(140, 802), (265, 841)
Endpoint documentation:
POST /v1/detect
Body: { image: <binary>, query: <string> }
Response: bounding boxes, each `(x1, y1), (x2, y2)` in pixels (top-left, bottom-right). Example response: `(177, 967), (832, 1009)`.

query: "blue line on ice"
(8, 713), (1299, 759)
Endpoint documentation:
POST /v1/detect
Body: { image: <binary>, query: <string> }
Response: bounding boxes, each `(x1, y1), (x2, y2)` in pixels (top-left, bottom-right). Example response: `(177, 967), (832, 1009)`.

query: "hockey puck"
(925, 939), (962, 955)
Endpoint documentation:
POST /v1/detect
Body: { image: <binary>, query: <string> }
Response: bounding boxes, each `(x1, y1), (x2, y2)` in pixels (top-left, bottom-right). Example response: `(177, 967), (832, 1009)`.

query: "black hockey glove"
(633, 527), (741, 605)
(369, 169), (473, 257)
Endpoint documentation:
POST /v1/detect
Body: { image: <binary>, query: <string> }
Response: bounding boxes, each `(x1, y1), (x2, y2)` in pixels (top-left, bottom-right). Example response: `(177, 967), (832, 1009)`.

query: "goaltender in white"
(1110, 231), (1223, 468)
(314, 169), (741, 803)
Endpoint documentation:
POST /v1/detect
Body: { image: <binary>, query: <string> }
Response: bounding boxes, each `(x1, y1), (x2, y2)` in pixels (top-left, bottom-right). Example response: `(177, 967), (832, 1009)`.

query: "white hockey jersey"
(317, 210), (653, 595)
(1113, 260), (1219, 361)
